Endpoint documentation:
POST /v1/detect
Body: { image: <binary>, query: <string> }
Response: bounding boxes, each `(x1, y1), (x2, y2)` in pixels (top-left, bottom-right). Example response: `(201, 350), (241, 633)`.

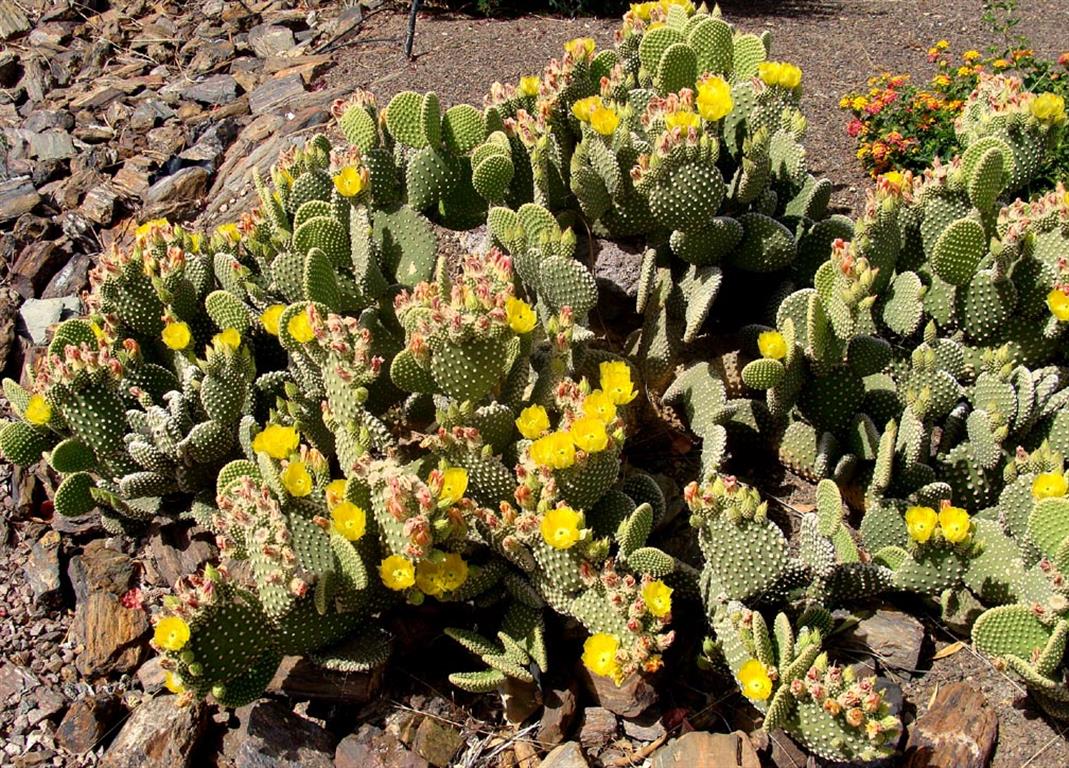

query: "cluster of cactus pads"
(3, 2), (1069, 762)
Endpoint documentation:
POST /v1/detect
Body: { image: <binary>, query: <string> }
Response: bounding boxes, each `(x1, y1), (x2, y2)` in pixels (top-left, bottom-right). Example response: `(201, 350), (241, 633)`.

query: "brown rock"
(0, 0), (29, 39)
(335, 724), (428, 768)
(11, 241), (66, 299)
(181, 74), (238, 106)
(70, 85), (123, 110)
(267, 656), (380, 703)
(70, 592), (149, 677)
(248, 24), (295, 58)
(580, 668), (658, 717)
(541, 742), (588, 768)
(538, 684), (579, 746)
(70, 539), (134, 601)
(249, 74), (305, 115)
(101, 695), (204, 768)
(903, 682), (997, 768)
(56, 694), (122, 754)
(650, 731), (760, 768)
(23, 530), (62, 605)
(80, 185), (119, 225)
(843, 608), (926, 676)
(0, 664), (38, 701)
(577, 707), (616, 755)
(0, 178), (40, 223)
(42, 251), (91, 299)
(223, 700), (333, 768)
(145, 521), (217, 588)
(501, 677), (542, 725)
(411, 716), (463, 767)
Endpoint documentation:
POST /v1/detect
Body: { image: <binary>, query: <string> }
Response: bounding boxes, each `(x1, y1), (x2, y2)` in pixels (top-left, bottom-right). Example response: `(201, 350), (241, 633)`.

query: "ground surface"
(3, 1), (1069, 766)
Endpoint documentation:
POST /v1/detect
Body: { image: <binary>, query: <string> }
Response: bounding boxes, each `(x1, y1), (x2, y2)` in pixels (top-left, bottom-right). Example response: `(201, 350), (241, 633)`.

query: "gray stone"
(248, 24), (295, 58)
(144, 167), (210, 205)
(23, 530), (61, 605)
(100, 695), (204, 768)
(266, 656), (379, 704)
(181, 74), (238, 106)
(541, 742), (588, 768)
(18, 296), (80, 345)
(411, 717), (463, 767)
(844, 608), (925, 676)
(42, 252), (91, 299)
(593, 237), (645, 300)
(622, 710), (665, 742)
(0, 177), (40, 222)
(335, 725), (428, 768)
(249, 75), (305, 115)
(27, 130), (75, 161)
(578, 707), (616, 755)
(223, 700), (333, 768)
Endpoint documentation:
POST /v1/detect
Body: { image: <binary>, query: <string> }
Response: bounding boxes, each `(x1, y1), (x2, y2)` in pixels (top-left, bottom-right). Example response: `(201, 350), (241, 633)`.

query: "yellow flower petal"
(516, 404), (551, 440)
(161, 321), (191, 351)
(252, 424), (300, 460)
(281, 460), (313, 497)
(380, 555), (415, 590)
(582, 633), (620, 678)
(154, 616), (191, 652)
(540, 505), (583, 550)
(757, 330), (787, 360)
(1033, 471), (1068, 499)
(738, 658), (772, 700)
(642, 580), (673, 618)
(905, 505), (938, 544)
(288, 312), (315, 343)
(332, 500), (367, 541)
(261, 305), (285, 336)
(24, 394), (52, 426)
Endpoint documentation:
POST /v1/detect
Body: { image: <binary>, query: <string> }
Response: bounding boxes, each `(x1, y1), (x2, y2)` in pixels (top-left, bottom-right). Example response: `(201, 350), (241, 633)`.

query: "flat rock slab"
(843, 607), (926, 676)
(18, 296), (81, 345)
(223, 700), (334, 768)
(335, 724), (428, 768)
(541, 741), (589, 768)
(651, 731), (760, 768)
(903, 682), (997, 768)
(101, 695), (204, 768)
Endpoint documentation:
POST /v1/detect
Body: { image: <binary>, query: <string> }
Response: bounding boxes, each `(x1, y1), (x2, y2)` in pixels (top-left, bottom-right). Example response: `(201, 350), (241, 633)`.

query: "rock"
(80, 185), (119, 225)
(593, 237), (645, 299)
(27, 130), (76, 161)
(0, 178), (40, 223)
(651, 731), (760, 768)
(145, 521), (217, 588)
(249, 74), (305, 115)
(71, 591), (148, 676)
(56, 694), (121, 754)
(580, 668), (658, 717)
(181, 74), (238, 106)
(578, 707), (616, 755)
(143, 166), (210, 214)
(411, 716), (463, 767)
(223, 700), (333, 768)
(11, 241), (68, 299)
(70, 85), (123, 110)
(843, 608), (925, 676)
(501, 677), (541, 725)
(136, 657), (167, 691)
(0, 664), (38, 701)
(26, 687), (65, 726)
(266, 656), (379, 704)
(0, 0), (30, 39)
(69, 538), (135, 602)
(17, 296), (81, 345)
(538, 684), (579, 746)
(903, 682), (997, 768)
(100, 695), (204, 768)
(42, 252), (91, 299)
(622, 710), (665, 742)
(335, 724), (428, 768)
(765, 728), (810, 768)
(248, 24), (296, 58)
(23, 530), (62, 605)
(541, 742), (588, 768)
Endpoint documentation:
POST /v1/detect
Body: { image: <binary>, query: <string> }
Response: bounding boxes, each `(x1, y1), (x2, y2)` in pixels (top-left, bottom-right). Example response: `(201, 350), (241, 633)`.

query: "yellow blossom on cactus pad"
(1032, 471), (1068, 499)
(905, 505), (938, 543)
(415, 558), (445, 596)
(540, 505), (584, 550)
(571, 95), (601, 122)
(216, 222), (240, 242)
(24, 394), (51, 426)
(599, 361), (637, 405)
(664, 109), (700, 131)
(212, 327), (241, 350)
(531, 431), (576, 470)
(696, 75), (733, 121)
(582, 633), (620, 679)
(583, 390), (617, 423)
(518, 75), (541, 96)
(738, 659), (773, 700)
(161, 321), (191, 350)
(163, 671), (185, 693)
(331, 501), (367, 541)
(882, 171), (905, 190)
(642, 580), (673, 617)
(660, 0), (694, 11)
(759, 61), (801, 89)
(252, 424), (300, 459)
(757, 330), (788, 360)
(439, 467), (469, 506)
(261, 304), (285, 336)
(515, 404), (551, 440)
(564, 37), (596, 59)
(287, 312), (315, 343)
(590, 104), (620, 136)
(439, 552), (469, 591)
(281, 460), (313, 497)
(1031, 92), (1067, 125)
(326, 479), (348, 509)
(332, 166), (364, 197)
(380, 555), (415, 590)
(630, 2), (655, 20)
(938, 505), (971, 543)
(1048, 288), (1069, 321)
(154, 616), (190, 651)
(570, 415), (609, 453)
(506, 296), (537, 334)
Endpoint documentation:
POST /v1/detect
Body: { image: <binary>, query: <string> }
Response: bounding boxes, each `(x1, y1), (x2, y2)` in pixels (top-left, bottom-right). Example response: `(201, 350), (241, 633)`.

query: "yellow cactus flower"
(590, 104), (620, 136)
(506, 296), (538, 334)
(24, 394), (51, 426)
(583, 390), (617, 423)
(938, 505), (971, 544)
(531, 431), (576, 469)
(582, 633), (620, 679)
(515, 404), (551, 440)
(415, 558), (445, 596)
(660, 0), (694, 11)
(135, 218), (168, 239)
(325, 479), (348, 509)
(212, 327), (241, 350)
(332, 501), (367, 541)
(154, 615), (191, 652)
(571, 95), (601, 123)
(1048, 288), (1069, 321)
(518, 75), (541, 97)
(599, 361), (638, 405)
(332, 166), (364, 198)
(882, 171), (905, 190)
(163, 671), (185, 694)
(1032, 471), (1068, 499)
(564, 37), (596, 59)
(570, 415), (609, 453)
(664, 109), (700, 132)
(738, 658), (773, 700)
(439, 552), (469, 592)
(759, 61), (802, 89)
(1031, 92), (1067, 125)
(905, 505), (938, 543)
(696, 75), (733, 121)
(161, 321), (191, 351)
(216, 222), (241, 243)
(288, 312), (315, 343)
(642, 580), (673, 617)
(380, 555), (416, 591)
(281, 460), (313, 497)
(261, 304), (285, 336)
(252, 424), (300, 459)
(630, 2), (656, 20)
(540, 505), (584, 549)
(439, 467), (469, 506)
(757, 330), (788, 360)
